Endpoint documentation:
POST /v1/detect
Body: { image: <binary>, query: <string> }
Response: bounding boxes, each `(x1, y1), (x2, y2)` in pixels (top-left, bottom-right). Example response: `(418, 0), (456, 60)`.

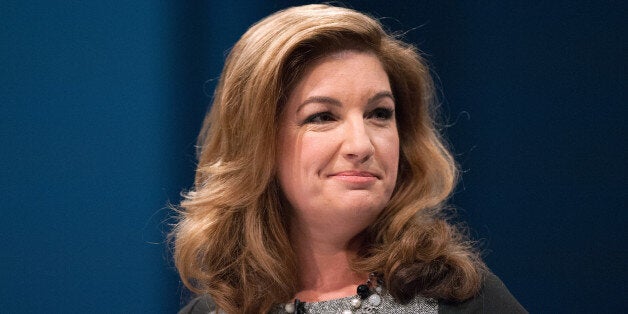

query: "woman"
(174, 4), (525, 313)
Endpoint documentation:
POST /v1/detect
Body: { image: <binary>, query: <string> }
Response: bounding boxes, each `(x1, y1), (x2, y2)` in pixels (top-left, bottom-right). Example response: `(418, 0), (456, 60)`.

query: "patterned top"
(269, 290), (438, 314)
(178, 272), (527, 314)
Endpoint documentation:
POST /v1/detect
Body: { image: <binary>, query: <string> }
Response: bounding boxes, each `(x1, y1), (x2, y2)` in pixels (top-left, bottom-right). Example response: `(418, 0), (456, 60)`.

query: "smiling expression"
(276, 50), (400, 233)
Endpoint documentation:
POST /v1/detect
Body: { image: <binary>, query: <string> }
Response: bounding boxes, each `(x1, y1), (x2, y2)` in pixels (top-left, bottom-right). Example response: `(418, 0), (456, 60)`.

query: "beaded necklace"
(283, 272), (384, 314)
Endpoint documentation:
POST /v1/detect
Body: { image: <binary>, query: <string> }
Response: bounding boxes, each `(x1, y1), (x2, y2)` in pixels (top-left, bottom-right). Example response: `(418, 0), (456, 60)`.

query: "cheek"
(298, 134), (333, 165)
(276, 129), (296, 187)
(388, 146), (400, 184)
(277, 130), (327, 184)
(391, 136), (400, 168)
(292, 137), (336, 192)
(377, 129), (400, 169)
(277, 132), (332, 211)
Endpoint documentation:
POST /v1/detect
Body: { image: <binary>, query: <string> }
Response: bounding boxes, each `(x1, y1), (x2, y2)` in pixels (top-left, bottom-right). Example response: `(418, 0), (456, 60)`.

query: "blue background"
(2, 1), (625, 313)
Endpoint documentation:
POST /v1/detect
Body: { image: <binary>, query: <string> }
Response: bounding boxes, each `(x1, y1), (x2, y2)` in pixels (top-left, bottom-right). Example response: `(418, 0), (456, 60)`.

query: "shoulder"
(438, 272), (527, 314)
(178, 295), (216, 314)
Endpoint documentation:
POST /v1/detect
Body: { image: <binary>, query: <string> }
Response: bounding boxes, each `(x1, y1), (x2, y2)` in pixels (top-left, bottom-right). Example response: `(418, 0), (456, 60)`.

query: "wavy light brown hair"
(172, 4), (485, 313)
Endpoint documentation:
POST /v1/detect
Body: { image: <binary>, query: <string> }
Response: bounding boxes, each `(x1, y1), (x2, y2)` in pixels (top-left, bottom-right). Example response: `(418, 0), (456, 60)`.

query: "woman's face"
(276, 51), (399, 234)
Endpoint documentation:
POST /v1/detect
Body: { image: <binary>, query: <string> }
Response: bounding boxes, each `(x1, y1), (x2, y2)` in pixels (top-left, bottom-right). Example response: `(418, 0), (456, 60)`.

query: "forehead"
(288, 50), (391, 100)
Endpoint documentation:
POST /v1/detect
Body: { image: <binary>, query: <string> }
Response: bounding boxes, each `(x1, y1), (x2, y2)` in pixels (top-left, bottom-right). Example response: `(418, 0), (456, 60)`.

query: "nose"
(341, 117), (375, 163)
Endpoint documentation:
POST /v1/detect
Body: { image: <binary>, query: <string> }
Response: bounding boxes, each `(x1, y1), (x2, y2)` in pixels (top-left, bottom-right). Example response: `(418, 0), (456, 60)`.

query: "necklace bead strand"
(284, 273), (382, 314)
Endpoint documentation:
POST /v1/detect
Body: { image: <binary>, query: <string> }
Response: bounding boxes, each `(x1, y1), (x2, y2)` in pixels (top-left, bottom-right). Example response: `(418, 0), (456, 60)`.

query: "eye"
(367, 107), (394, 121)
(303, 111), (336, 124)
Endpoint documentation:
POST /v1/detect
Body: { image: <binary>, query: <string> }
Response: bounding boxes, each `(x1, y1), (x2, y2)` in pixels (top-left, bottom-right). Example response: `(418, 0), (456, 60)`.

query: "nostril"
(343, 146), (374, 163)
(341, 121), (375, 161)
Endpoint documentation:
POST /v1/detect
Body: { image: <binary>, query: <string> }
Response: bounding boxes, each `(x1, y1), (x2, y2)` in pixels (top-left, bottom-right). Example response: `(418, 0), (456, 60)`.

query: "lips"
(332, 170), (377, 177)
(329, 170), (380, 187)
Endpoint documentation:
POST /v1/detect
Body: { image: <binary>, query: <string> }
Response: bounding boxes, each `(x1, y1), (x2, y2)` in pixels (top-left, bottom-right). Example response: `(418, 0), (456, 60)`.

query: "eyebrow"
(296, 91), (395, 113)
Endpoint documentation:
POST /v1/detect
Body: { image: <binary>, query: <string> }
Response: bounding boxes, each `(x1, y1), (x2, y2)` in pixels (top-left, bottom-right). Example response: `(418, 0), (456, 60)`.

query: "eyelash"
(303, 108), (395, 124)
(303, 111), (336, 124)
(368, 108), (394, 120)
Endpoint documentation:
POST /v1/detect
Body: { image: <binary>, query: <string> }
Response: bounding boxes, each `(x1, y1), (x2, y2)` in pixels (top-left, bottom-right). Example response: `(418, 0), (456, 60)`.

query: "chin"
(339, 200), (387, 218)
(342, 191), (391, 208)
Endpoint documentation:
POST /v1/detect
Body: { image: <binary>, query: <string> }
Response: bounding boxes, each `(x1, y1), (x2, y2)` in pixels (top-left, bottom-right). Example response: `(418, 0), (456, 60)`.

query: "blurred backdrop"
(1, 1), (626, 313)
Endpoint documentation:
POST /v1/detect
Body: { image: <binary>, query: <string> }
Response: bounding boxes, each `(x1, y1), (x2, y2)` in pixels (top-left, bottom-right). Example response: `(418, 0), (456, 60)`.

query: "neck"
(290, 224), (367, 302)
